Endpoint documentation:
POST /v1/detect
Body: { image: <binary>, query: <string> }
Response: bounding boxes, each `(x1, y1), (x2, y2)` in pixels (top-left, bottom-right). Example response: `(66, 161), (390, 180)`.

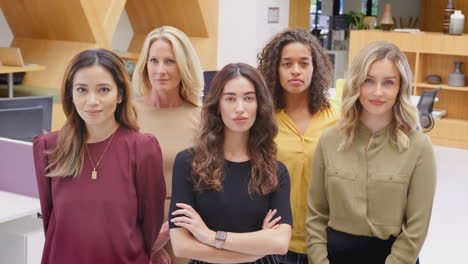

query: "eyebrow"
(366, 74), (398, 79)
(223, 91), (256, 96)
(281, 57), (311, 61)
(148, 56), (175, 60)
(73, 83), (113, 87)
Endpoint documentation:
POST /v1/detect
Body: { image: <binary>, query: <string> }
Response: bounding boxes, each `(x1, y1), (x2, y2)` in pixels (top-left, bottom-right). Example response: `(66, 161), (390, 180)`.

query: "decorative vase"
(443, 0), (455, 34)
(380, 4), (394, 31)
(426, 75), (442, 84)
(449, 10), (465, 35)
(448, 61), (465, 87)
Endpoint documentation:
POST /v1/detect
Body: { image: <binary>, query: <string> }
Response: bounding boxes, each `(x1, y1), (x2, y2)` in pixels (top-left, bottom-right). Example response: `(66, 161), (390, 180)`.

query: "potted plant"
(345, 10), (370, 30)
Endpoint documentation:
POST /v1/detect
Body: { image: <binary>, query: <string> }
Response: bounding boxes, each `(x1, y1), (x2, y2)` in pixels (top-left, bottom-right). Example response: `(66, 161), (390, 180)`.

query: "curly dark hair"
(258, 27), (332, 115)
(191, 63), (279, 196)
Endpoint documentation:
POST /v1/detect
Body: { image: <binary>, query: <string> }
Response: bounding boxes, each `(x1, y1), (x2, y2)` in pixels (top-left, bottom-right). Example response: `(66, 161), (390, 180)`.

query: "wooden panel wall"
(1, 0), (126, 89)
(0, 0), (126, 130)
(0, 0), (95, 42)
(126, 0), (218, 71)
(1, 0), (220, 129)
(82, 0), (127, 48)
(420, 0), (468, 33)
(289, 0), (310, 29)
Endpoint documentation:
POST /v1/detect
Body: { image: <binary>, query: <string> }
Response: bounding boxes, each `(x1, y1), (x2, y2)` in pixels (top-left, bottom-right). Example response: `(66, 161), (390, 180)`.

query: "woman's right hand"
(262, 209), (282, 229)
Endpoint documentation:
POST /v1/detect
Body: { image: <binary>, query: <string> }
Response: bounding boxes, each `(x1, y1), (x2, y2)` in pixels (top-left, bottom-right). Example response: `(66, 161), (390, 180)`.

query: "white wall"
(217, 0), (289, 69)
(111, 9), (134, 52)
(343, 0), (362, 14)
(0, 8), (13, 47)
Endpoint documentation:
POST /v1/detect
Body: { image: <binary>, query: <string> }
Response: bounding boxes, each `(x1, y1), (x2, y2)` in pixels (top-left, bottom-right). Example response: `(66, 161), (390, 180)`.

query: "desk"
(0, 65), (46, 98)
(0, 191), (40, 224)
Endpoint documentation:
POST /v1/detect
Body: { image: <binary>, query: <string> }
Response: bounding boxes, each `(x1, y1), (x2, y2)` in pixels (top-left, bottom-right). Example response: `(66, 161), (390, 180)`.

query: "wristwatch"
(214, 231), (227, 249)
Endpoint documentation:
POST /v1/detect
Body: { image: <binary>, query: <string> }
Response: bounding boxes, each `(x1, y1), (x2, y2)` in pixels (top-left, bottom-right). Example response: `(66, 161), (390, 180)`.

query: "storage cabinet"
(349, 30), (468, 149)
(0, 215), (44, 264)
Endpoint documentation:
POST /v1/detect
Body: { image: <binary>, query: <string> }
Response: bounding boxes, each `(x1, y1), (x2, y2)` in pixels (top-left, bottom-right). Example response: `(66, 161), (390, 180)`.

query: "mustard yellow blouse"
(274, 107), (339, 253)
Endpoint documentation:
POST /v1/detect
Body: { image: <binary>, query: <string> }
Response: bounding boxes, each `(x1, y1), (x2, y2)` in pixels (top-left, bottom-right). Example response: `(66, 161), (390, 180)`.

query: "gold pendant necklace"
(86, 128), (118, 180)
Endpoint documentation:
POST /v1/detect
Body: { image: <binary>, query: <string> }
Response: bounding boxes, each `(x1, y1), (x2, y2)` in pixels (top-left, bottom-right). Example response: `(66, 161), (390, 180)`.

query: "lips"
(85, 110), (102, 117)
(233, 117), (248, 122)
(369, 100), (385, 105)
(288, 79), (303, 85)
(156, 79), (169, 82)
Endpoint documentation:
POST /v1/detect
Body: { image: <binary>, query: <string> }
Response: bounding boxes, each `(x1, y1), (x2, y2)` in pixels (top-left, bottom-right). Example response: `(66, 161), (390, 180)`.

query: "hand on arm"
(150, 248), (171, 264)
(150, 222), (171, 264)
(171, 203), (291, 255)
(262, 209), (282, 229)
(170, 228), (263, 263)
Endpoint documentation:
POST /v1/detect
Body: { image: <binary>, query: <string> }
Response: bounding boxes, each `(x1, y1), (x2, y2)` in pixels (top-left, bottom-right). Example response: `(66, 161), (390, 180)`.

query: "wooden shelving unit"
(350, 30), (468, 149)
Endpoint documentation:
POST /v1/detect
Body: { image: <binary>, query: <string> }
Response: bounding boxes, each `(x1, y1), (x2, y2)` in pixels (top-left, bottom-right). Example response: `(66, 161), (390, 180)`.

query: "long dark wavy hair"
(191, 63), (279, 196)
(258, 27), (332, 115)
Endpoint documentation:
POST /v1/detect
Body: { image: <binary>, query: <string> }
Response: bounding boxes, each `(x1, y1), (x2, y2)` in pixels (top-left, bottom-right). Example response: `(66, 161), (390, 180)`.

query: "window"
(362, 0), (378, 17)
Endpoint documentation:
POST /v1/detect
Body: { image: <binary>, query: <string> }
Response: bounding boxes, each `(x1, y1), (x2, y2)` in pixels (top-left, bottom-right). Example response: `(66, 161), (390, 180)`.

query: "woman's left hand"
(171, 203), (215, 246)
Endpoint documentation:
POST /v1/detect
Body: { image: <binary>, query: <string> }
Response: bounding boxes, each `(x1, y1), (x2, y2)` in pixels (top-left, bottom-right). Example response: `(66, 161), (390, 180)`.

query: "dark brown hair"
(192, 63), (278, 196)
(258, 27), (332, 115)
(47, 49), (139, 177)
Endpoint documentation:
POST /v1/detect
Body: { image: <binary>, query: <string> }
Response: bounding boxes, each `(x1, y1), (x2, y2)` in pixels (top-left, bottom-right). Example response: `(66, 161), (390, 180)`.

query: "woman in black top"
(169, 63), (292, 264)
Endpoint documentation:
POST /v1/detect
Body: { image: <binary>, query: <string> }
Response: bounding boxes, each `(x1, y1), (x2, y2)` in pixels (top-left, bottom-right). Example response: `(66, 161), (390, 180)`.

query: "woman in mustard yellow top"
(258, 28), (339, 264)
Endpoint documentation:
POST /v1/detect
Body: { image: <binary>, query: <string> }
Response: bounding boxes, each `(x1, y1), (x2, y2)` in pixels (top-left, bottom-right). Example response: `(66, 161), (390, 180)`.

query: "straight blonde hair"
(339, 41), (419, 152)
(132, 26), (204, 106)
(46, 49), (139, 177)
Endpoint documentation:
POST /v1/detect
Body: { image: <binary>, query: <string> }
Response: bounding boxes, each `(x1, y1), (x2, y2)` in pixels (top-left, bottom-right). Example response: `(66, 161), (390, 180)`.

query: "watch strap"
(214, 231), (227, 249)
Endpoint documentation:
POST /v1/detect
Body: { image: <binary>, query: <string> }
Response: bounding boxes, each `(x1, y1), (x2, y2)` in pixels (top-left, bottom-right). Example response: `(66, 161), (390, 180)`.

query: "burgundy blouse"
(33, 126), (166, 264)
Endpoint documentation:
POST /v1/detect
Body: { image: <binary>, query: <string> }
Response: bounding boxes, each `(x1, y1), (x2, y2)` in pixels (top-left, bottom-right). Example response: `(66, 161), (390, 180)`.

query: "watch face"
(216, 231), (227, 240)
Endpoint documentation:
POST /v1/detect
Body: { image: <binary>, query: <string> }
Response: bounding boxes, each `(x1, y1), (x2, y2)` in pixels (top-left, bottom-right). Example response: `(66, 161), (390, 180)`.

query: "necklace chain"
(86, 128), (118, 180)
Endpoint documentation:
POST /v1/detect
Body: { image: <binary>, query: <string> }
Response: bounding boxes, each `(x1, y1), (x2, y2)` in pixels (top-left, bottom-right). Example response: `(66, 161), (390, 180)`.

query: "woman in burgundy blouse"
(33, 49), (166, 264)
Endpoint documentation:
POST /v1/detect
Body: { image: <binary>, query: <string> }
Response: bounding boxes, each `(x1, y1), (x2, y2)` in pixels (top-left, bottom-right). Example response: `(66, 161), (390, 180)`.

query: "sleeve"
(385, 135), (437, 264)
(32, 134), (53, 236)
(135, 134), (166, 256)
(306, 135), (330, 264)
(270, 162), (292, 226)
(168, 150), (196, 229)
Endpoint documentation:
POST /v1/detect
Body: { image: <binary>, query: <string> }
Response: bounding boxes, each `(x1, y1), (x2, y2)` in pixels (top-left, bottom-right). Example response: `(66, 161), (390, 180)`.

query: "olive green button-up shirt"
(307, 123), (436, 264)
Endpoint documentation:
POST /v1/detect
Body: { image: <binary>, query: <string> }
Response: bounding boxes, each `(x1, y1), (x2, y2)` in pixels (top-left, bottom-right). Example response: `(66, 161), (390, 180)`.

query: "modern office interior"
(0, 0), (467, 263)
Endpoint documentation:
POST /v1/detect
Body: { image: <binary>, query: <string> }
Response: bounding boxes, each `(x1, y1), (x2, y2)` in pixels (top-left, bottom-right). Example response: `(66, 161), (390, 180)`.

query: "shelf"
(415, 83), (468, 92)
(350, 31), (468, 149)
(426, 118), (468, 149)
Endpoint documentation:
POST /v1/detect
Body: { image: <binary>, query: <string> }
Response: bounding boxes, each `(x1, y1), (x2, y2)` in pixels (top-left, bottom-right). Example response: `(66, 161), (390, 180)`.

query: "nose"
(86, 91), (99, 106)
(235, 100), (245, 113)
(156, 63), (167, 74)
(291, 63), (300, 76)
(373, 83), (384, 97)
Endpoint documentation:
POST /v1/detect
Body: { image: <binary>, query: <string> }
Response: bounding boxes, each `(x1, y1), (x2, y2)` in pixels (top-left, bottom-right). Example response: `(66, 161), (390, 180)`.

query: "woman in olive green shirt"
(307, 41), (436, 264)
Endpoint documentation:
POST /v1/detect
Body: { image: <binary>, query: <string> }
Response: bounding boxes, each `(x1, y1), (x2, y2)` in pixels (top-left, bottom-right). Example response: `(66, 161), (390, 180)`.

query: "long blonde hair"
(46, 49), (139, 177)
(339, 41), (419, 152)
(132, 26), (204, 106)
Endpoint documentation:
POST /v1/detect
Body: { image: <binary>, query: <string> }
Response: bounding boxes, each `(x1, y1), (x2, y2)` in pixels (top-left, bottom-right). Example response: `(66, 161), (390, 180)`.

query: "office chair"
(417, 87), (442, 133)
(203, 71), (218, 96)
(0, 106), (44, 142)
(0, 96), (52, 132)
